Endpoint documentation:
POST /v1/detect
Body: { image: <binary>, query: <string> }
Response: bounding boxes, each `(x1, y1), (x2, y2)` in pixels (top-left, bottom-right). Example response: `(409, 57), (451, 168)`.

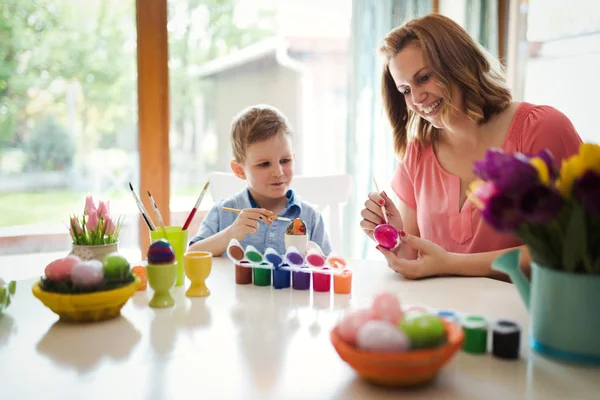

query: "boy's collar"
(245, 188), (301, 211)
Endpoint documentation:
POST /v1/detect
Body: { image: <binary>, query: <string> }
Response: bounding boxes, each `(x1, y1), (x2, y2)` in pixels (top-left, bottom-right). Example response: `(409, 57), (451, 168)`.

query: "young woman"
(360, 14), (582, 279)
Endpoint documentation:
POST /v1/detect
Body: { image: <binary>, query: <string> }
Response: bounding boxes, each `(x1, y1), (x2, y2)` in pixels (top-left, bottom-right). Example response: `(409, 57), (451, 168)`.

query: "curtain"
(344, 0), (432, 259)
(465, 0), (499, 55)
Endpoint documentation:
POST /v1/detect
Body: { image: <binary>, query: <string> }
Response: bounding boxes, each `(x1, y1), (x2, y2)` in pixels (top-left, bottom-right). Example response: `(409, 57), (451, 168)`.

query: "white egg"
(356, 320), (410, 352)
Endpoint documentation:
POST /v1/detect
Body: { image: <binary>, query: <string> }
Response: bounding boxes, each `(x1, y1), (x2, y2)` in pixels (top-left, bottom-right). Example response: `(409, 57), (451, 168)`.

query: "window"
(0, 1), (139, 262)
(515, 0), (600, 143)
(167, 0), (352, 235)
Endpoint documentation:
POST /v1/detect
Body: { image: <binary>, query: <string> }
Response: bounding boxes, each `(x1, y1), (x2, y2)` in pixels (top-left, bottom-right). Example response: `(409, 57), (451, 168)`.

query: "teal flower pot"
(492, 249), (600, 365)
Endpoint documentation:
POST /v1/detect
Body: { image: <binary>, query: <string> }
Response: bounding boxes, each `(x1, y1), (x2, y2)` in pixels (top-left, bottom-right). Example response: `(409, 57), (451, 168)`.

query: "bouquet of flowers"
(468, 143), (600, 274)
(69, 196), (123, 245)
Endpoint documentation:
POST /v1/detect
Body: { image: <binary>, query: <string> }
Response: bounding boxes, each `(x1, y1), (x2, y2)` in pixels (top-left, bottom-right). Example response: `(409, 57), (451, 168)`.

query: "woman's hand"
(360, 191), (404, 241)
(376, 232), (449, 279)
(228, 208), (273, 241)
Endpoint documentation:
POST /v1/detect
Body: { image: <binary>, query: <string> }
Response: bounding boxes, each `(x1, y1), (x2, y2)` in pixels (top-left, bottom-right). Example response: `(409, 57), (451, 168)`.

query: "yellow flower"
(529, 157), (550, 184)
(557, 143), (600, 197)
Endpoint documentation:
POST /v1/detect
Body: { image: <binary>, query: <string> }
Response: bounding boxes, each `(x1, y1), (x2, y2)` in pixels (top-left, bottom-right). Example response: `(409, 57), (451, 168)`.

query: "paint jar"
(292, 267), (311, 290)
(253, 262), (272, 286)
(313, 267), (331, 292)
(333, 269), (352, 294)
(235, 261), (253, 285)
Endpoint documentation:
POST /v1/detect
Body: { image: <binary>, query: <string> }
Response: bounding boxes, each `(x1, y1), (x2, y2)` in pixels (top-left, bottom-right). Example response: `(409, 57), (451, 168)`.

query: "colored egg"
(147, 238), (176, 264)
(357, 320), (410, 352)
(102, 252), (131, 281)
(286, 218), (306, 235)
(44, 255), (82, 282)
(338, 309), (376, 346)
(400, 312), (447, 349)
(71, 260), (104, 289)
(371, 292), (403, 324)
(373, 224), (399, 249)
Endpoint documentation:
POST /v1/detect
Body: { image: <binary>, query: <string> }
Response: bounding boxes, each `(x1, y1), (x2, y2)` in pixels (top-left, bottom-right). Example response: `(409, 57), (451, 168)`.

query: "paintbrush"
(373, 177), (389, 224)
(128, 182), (155, 231)
(147, 190), (167, 235)
(182, 181), (210, 231)
(222, 207), (292, 222)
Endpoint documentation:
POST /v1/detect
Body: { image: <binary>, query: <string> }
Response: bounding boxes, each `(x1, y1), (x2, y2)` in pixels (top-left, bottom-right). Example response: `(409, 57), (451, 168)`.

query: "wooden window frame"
(136, 0), (170, 255)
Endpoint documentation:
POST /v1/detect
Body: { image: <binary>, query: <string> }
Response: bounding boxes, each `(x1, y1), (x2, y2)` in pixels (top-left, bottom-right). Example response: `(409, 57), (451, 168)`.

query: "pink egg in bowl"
(371, 292), (403, 324)
(337, 309), (376, 346)
(44, 255), (81, 282)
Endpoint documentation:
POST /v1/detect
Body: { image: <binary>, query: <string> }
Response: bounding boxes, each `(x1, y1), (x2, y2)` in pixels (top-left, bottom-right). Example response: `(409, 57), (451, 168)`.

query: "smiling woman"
(359, 13), (583, 280)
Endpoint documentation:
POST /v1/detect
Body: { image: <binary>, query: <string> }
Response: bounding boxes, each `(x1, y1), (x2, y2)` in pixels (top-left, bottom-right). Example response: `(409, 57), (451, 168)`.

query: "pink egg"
(356, 320), (410, 352)
(71, 260), (104, 289)
(373, 224), (399, 249)
(44, 255), (82, 282)
(338, 309), (376, 345)
(371, 292), (403, 324)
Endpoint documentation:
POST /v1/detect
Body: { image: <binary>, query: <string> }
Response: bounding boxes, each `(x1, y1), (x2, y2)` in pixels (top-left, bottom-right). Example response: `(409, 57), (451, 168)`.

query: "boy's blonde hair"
(230, 104), (292, 162)
(379, 13), (512, 158)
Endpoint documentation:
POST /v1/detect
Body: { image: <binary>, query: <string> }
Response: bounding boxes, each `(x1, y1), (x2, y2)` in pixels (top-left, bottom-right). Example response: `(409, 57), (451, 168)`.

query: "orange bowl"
(330, 319), (464, 387)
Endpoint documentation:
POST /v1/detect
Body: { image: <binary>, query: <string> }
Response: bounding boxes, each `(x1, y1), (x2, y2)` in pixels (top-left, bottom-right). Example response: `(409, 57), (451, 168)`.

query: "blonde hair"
(379, 13), (512, 158)
(230, 104), (292, 162)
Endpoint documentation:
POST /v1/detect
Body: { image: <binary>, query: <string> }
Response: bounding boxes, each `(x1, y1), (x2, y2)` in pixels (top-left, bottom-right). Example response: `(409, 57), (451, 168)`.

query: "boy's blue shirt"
(189, 188), (332, 256)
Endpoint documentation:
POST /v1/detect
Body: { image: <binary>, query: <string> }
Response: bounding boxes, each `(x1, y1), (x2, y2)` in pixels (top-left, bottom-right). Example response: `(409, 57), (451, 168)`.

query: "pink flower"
(84, 196), (97, 215)
(70, 216), (83, 237)
(86, 211), (99, 232)
(468, 180), (499, 209)
(105, 217), (116, 235)
(97, 200), (110, 220)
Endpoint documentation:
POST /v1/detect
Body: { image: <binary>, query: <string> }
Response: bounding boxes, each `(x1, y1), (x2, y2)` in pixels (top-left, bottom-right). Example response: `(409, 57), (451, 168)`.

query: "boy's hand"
(228, 208), (273, 241)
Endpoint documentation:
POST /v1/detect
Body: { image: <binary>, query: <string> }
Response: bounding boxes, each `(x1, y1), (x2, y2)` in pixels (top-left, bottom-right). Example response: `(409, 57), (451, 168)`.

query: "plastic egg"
(356, 320), (410, 352)
(338, 309), (376, 346)
(71, 260), (104, 289)
(400, 312), (447, 349)
(147, 238), (176, 264)
(371, 291), (403, 324)
(373, 224), (399, 249)
(44, 255), (82, 282)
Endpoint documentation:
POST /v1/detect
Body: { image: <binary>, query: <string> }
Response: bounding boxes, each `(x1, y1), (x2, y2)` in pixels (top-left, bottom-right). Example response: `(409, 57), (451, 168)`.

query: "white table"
(1, 258), (599, 399)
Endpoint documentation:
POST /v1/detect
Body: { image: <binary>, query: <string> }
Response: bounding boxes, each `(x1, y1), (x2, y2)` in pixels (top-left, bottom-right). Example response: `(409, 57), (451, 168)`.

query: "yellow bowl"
(330, 320), (464, 387)
(32, 278), (140, 323)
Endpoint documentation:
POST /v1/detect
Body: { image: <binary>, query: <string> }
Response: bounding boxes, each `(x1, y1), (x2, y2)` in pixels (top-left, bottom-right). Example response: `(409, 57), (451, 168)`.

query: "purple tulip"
(573, 170), (600, 215)
(473, 149), (539, 193)
(519, 184), (564, 223)
(481, 192), (524, 232)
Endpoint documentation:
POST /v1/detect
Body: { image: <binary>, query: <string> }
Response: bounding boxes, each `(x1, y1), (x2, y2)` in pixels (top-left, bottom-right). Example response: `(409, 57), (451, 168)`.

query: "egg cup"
(147, 263), (177, 308)
(183, 251), (212, 297)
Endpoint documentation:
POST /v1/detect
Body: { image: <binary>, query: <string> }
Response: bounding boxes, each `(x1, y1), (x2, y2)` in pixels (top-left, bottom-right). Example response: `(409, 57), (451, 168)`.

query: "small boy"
(188, 104), (332, 257)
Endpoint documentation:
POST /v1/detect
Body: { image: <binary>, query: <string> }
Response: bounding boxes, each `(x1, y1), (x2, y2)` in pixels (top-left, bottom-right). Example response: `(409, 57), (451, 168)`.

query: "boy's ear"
(230, 160), (246, 180)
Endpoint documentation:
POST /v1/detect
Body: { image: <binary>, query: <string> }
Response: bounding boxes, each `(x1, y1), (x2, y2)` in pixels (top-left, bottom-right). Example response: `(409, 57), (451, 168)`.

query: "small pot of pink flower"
(68, 196), (123, 262)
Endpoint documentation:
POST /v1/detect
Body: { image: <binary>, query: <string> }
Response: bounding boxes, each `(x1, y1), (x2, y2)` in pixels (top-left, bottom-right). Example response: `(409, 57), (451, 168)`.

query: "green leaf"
(516, 226), (559, 268)
(8, 281), (16, 295)
(562, 203), (587, 272)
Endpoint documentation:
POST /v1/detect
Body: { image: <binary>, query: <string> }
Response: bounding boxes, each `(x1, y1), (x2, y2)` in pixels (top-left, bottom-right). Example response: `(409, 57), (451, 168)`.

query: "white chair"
(208, 171), (353, 253)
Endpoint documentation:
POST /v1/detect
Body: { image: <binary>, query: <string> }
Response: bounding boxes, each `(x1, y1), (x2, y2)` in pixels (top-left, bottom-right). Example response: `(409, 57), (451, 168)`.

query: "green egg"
(400, 313), (446, 349)
(102, 252), (131, 281)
